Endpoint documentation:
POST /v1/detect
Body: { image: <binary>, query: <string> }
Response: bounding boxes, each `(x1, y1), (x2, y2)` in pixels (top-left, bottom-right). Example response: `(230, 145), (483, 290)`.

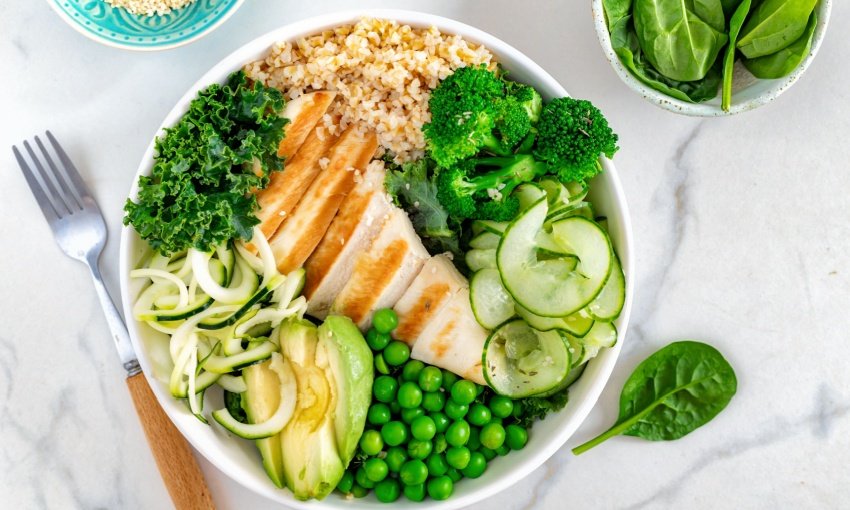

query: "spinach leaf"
(603, 0), (633, 28)
(608, 14), (722, 103)
(721, 0), (745, 18)
(572, 341), (737, 455)
(633, 0), (729, 82)
(722, 0), (753, 111)
(737, 0), (819, 58)
(743, 9), (817, 79)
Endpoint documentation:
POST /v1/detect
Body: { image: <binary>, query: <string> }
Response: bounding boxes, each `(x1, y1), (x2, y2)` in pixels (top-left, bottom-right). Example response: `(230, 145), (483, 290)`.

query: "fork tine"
(23, 140), (72, 217)
(13, 145), (62, 222)
(36, 134), (83, 212)
(46, 131), (94, 208)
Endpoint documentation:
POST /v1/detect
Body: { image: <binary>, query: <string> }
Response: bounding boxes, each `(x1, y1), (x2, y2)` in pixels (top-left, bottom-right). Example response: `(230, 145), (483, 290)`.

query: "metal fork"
(13, 132), (216, 510)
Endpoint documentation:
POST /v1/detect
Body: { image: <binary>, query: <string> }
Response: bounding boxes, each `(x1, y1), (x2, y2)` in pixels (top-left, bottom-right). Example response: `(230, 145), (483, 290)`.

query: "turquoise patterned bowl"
(47, 0), (245, 51)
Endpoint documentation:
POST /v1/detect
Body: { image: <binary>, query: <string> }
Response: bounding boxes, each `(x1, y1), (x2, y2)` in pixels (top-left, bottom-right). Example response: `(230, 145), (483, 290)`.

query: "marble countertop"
(2, 1), (848, 508)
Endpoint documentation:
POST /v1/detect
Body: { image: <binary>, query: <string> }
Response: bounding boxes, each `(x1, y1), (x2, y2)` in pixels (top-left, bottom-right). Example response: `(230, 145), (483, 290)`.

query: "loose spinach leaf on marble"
(606, 9), (722, 103)
(572, 341), (737, 455)
(737, 0), (819, 59)
(632, 0), (729, 82)
(743, 9), (817, 79)
(722, 0), (753, 111)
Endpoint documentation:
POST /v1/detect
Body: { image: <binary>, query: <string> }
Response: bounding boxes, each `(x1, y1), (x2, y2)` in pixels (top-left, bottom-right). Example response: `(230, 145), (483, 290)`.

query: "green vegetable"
(632, 0), (729, 81)
(450, 380), (478, 406)
(479, 422), (506, 450)
(488, 395), (514, 418)
(505, 424), (529, 450)
(124, 71), (288, 255)
(404, 483), (427, 501)
(402, 359), (425, 382)
(462, 452), (487, 478)
(366, 328), (391, 351)
(737, 0), (819, 59)
(372, 308), (399, 334)
(336, 470), (354, 494)
(427, 475), (454, 500)
(385, 446), (409, 472)
(446, 446), (471, 469)
(408, 438), (433, 459)
(373, 375), (398, 403)
(422, 391), (446, 412)
(411, 416), (437, 440)
(743, 9), (817, 79)
(383, 341), (411, 366)
(722, 0), (753, 112)
(398, 381), (424, 409)
(444, 399), (469, 420)
(374, 478), (401, 503)
(364, 458), (389, 482)
(445, 420), (471, 447)
(419, 367), (443, 392)
(572, 341), (737, 455)
(381, 421), (409, 447)
(534, 97), (619, 183)
(513, 386), (570, 428)
(400, 459), (429, 485)
(359, 430), (384, 456)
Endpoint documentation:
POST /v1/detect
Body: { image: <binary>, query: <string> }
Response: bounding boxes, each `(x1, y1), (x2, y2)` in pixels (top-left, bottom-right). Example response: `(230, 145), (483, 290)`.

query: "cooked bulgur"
(244, 17), (496, 163)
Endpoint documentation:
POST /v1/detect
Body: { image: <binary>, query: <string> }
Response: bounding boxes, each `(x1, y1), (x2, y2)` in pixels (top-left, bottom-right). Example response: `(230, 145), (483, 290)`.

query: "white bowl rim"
(119, 9), (635, 508)
(45, 0), (246, 52)
(590, 0), (833, 116)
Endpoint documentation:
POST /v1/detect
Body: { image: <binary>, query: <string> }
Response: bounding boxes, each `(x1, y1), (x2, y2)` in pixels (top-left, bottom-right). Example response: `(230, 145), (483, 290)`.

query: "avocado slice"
(278, 319), (344, 501)
(241, 360), (286, 488)
(317, 315), (374, 466)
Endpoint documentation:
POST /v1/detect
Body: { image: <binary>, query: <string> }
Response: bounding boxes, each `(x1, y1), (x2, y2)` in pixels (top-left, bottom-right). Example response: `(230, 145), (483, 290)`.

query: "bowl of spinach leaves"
(592, 0), (832, 116)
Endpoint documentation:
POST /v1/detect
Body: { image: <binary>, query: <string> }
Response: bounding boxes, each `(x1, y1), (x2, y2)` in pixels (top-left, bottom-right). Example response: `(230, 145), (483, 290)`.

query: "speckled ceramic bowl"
(47, 0), (244, 51)
(591, 0), (832, 116)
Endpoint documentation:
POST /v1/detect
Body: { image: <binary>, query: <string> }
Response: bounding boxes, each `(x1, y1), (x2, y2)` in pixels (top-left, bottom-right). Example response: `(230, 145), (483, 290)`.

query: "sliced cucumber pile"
(468, 181), (625, 398)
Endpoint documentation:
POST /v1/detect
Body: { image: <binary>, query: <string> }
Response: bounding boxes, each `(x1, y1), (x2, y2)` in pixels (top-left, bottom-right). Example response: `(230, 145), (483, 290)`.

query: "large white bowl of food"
(119, 9), (634, 508)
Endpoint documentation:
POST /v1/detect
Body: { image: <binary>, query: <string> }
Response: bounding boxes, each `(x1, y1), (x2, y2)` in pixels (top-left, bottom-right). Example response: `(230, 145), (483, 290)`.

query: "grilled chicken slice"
(410, 287), (488, 386)
(303, 160), (393, 320)
(276, 91), (337, 161)
(329, 207), (430, 331)
(391, 254), (468, 346)
(269, 127), (379, 274)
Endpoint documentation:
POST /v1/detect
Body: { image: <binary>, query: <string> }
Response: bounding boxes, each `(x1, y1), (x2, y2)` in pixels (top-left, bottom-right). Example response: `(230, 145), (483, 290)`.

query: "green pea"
(351, 483), (369, 498)
(512, 400), (523, 418)
(505, 424), (529, 450)
(402, 360), (425, 382)
(462, 452), (487, 478)
(467, 426), (481, 452)
(384, 446), (409, 473)
(381, 421), (409, 447)
(467, 403), (491, 427)
(480, 422), (506, 450)
(399, 459), (429, 486)
(430, 411), (450, 433)
(373, 375), (398, 403)
(375, 478), (401, 503)
(421, 390), (446, 412)
(489, 416), (503, 427)
(401, 407), (426, 424)
(366, 328), (391, 351)
(441, 370), (459, 392)
(444, 399), (468, 420)
(433, 432), (448, 453)
(373, 308), (399, 334)
(355, 466), (375, 489)
(359, 429), (384, 456)
(397, 381), (423, 409)
(368, 403), (392, 426)
(446, 467), (463, 483)
(479, 447), (497, 461)
(410, 416), (437, 440)
(383, 341), (410, 366)
(427, 475), (453, 501)
(374, 352), (390, 375)
(404, 483), (426, 502)
(364, 458), (389, 482)
(445, 446), (471, 469)
(425, 452), (448, 477)
(418, 366), (443, 392)
(336, 469), (355, 493)
(488, 395), (514, 418)
(407, 438), (432, 460)
(450, 380), (477, 405)
(496, 444), (510, 456)
(446, 420), (471, 447)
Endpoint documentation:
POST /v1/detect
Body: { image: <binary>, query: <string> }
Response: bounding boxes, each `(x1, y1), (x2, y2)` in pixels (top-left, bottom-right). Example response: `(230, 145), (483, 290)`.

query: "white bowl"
(591, 0), (832, 116)
(119, 9), (634, 508)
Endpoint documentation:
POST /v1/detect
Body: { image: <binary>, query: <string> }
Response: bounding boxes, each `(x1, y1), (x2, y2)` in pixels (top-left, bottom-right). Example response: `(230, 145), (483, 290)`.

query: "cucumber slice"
(203, 339), (280, 374)
(465, 249), (497, 272)
(470, 269), (516, 329)
(471, 220), (508, 236)
(198, 275), (286, 330)
(514, 183), (547, 212)
(535, 362), (586, 398)
(538, 176), (562, 206)
(536, 231), (576, 258)
(545, 202), (595, 228)
(191, 249), (259, 305)
(469, 231), (501, 250)
(498, 199), (613, 317)
(514, 302), (594, 338)
(585, 253), (625, 322)
(576, 321), (617, 362)
(483, 319), (571, 397)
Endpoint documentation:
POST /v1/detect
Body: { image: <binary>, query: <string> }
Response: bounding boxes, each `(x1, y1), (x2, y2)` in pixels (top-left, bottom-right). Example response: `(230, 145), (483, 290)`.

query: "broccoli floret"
(436, 154), (547, 221)
(423, 65), (535, 167)
(533, 97), (619, 183)
(505, 81), (543, 123)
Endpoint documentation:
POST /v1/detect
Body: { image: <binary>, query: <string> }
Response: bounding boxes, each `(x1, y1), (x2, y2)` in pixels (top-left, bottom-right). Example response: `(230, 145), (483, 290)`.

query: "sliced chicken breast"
(410, 288), (488, 386)
(329, 207), (430, 331)
(391, 254), (468, 346)
(269, 127), (379, 274)
(276, 91), (337, 161)
(303, 160), (393, 320)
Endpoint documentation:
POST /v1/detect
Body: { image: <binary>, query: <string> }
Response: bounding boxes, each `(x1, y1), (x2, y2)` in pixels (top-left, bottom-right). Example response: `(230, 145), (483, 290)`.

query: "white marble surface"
(2, 1), (849, 508)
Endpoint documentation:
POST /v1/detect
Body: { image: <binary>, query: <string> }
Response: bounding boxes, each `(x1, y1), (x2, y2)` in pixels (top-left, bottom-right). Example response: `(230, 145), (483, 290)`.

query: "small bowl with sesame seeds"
(47, 0), (245, 51)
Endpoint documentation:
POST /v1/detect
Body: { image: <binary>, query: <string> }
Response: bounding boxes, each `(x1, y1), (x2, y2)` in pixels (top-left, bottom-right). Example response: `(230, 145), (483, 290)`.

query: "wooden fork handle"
(127, 372), (217, 510)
